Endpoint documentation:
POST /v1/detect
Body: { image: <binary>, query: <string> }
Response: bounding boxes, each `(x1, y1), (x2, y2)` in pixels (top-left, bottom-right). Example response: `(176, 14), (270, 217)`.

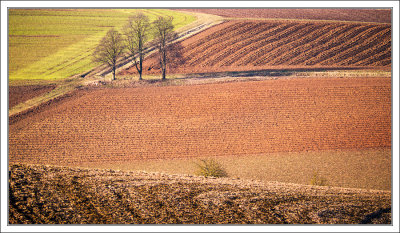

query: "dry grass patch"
(76, 148), (391, 191)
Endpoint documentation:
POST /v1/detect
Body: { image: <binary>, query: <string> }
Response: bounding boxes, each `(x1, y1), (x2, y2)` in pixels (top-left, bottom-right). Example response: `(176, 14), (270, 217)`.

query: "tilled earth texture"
(179, 9), (391, 23)
(9, 85), (56, 109)
(9, 77), (391, 165)
(121, 20), (391, 76)
(9, 163), (391, 224)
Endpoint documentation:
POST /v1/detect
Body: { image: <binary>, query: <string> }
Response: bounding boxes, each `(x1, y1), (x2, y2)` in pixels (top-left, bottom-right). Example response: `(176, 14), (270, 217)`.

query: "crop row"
(139, 20), (391, 75)
(9, 78), (391, 165)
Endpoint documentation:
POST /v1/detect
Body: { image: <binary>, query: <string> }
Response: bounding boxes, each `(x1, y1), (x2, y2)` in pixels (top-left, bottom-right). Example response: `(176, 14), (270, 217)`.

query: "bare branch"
(93, 28), (125, 80)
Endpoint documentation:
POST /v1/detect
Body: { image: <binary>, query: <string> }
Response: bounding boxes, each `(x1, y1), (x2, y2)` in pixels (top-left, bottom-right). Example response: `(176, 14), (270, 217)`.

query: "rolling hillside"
(9, 163), (391, 224)
(123, 20), (391, 76)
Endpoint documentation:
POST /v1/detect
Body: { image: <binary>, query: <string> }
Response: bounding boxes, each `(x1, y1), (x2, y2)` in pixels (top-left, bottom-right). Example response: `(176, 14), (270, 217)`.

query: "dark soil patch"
(9, 85), (56, 109)
(9, 163), (391, 224)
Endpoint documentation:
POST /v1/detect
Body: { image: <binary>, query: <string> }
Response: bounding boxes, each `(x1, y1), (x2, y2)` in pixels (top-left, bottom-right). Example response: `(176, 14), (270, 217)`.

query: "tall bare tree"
(153, 16), (177, 80)
(124, 13), (150, 81)
(93, 28), (125, 81)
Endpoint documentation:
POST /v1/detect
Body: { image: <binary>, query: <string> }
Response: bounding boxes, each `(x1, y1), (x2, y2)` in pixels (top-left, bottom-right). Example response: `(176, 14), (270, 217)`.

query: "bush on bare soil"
(195, 159), (228, 178)
(310, 171), (328, 186)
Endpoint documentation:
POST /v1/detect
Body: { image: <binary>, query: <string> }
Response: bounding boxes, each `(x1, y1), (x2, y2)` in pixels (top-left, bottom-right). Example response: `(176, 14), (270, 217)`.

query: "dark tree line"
(93, 14), (177, 81)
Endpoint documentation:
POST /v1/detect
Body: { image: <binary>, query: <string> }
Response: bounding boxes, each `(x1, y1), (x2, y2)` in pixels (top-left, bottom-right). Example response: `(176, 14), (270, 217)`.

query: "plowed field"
(179, 9), (391, 23)
(9, 163), (391, 224)
(9, 77), (391, 165)
(121, 20), (391, 76)
(9, 85), (56, 108)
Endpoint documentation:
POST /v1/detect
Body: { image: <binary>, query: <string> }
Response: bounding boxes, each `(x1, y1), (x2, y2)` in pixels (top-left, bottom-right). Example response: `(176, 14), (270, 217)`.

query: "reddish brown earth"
(121, 20), (391, 76)
(9, 77), (391, 165)
(9, 85), (55, 108)
(179, 9), (391, 23)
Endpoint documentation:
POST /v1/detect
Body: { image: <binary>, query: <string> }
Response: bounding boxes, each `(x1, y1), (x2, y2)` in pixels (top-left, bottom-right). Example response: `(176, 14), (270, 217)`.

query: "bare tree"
(153, 16), (177, 80)
(124, 13), (150, 81)
(93, 28), (125, 81)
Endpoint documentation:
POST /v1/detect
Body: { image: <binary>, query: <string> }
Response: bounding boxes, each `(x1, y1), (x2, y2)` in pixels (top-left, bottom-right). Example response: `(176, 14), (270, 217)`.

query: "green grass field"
(9, 9), (195, 82)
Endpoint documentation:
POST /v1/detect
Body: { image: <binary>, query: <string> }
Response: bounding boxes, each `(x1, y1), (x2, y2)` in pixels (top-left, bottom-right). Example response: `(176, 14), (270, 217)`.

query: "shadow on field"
(360, 208), (391, 224)
(176, 67), (368, 80)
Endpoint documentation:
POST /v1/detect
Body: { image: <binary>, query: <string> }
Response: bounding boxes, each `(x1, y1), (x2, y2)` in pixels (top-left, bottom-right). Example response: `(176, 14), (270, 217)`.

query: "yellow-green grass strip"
(9, 9), (196, 82)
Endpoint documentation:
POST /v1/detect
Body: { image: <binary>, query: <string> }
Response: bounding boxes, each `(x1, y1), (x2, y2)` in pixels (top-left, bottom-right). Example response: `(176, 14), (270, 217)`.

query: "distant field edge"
(178, 9), (392, 24)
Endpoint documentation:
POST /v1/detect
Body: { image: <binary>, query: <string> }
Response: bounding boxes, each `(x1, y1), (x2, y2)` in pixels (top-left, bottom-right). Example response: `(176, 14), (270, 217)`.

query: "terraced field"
(9, 77), (391, 165)
(122, 20), (391, 76)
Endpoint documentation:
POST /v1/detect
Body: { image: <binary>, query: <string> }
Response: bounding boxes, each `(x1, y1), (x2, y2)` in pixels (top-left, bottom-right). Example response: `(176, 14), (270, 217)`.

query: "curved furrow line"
(185, 23), (254, 60)
(186, 23), (266, 67)
(184, 21), (247, 50)
(254, 24), (323, 66)
(252, 24), (323, 66)
(204, 23), (280, 67)
(315, 26), (389, 66)
(201, 23), (280, 67)
(215, 24), (285, 67)
(225, 24), (296, 67)
(303, 25), (380, 65)
(235, 23), (304, 66)
(287, 24), (367, 65)
(351, 42), (391, 66)
(184, 22), (259, 65)
(337, 30), (391, 66)
(303, 25), (379, 65)
(369, 57), (391, 66)
(180, 22), (249, 60)
(265, 24), (341, 65)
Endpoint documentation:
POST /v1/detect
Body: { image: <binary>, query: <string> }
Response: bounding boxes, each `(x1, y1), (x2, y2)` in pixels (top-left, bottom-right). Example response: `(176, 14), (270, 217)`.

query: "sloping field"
(9, 163), (391, 224)
(9, 85), (56, 108)
(9, 77), (391, 165)
(8, 9), (195, 81)
(121, 20), (391, 76)
(179, 9), (391, 23)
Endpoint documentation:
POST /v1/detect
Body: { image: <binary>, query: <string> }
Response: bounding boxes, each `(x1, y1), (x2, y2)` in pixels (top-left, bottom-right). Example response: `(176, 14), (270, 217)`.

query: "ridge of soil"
(121, 20), (391, 76)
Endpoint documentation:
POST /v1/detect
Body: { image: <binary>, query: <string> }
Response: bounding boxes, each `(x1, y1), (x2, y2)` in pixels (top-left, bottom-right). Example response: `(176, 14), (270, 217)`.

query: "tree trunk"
(112, 66), (116, 80)
(162, 48), (167, 80)
(162, 67), (166, 80)
(139, 54), (143, 80)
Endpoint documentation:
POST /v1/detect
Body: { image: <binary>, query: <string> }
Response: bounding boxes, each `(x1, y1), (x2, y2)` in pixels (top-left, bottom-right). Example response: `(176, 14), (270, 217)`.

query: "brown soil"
(9, 163), (391, 224)
(9, 85), (56, 109)
(120, 20), (391, 76)
(9, 77), (391, 165)
(179, 9), (391, 23)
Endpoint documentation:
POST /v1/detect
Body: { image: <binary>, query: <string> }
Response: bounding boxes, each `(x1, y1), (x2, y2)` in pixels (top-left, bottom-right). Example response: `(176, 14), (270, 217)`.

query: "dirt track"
(9, 77), (391, 165)
(121, 20), (391, 76)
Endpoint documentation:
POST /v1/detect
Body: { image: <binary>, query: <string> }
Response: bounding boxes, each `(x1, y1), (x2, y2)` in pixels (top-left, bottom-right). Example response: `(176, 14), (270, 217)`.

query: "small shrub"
(195, 159), (228, 178)
(310, 171), (328, 186)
